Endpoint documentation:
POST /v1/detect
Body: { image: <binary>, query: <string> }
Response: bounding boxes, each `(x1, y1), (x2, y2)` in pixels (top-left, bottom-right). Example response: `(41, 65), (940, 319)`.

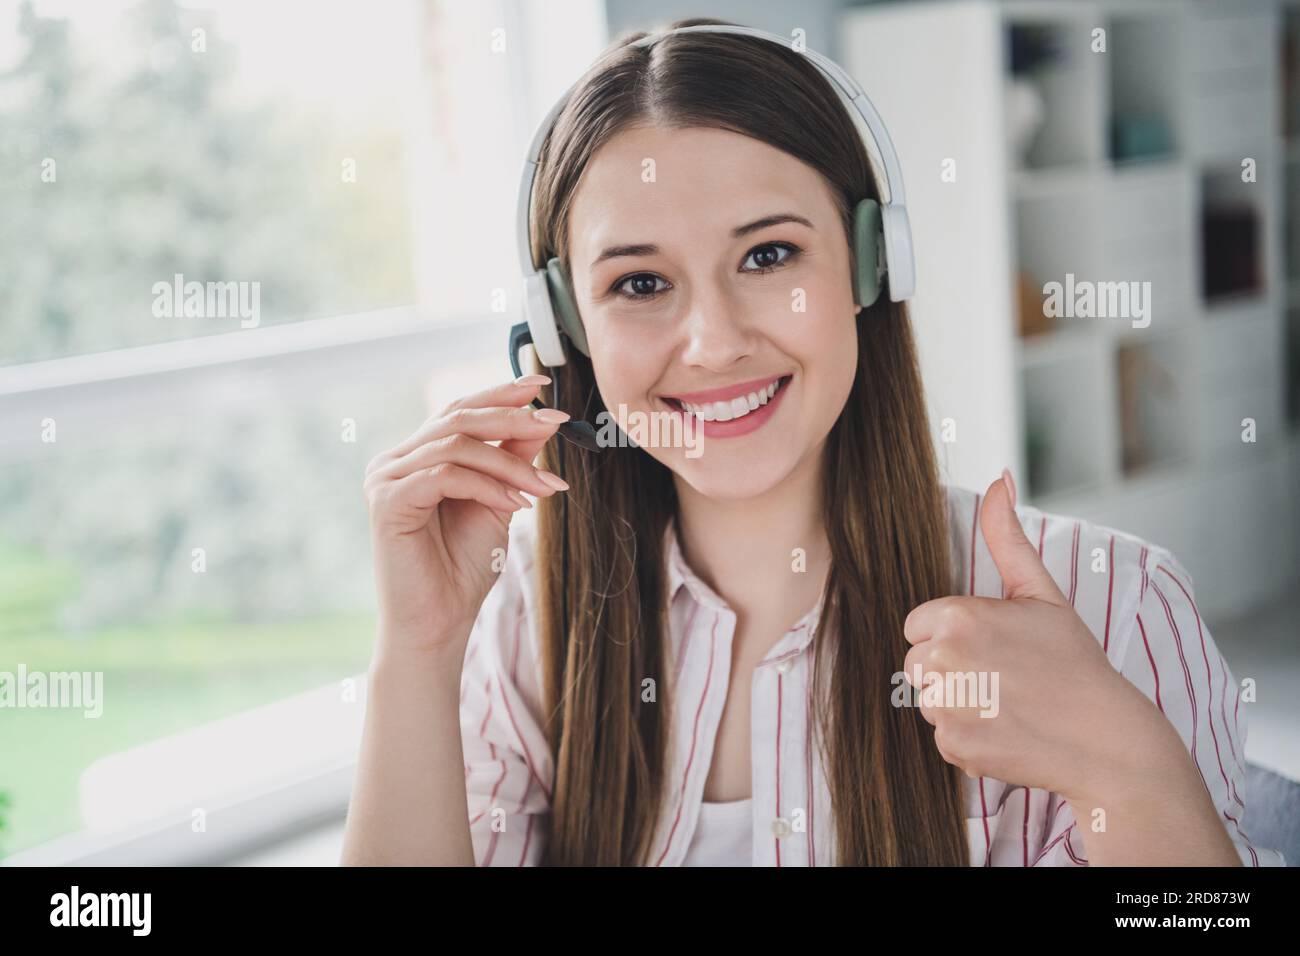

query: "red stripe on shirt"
(479, 675), (494, 738)
(805, 666), (816, 867)
(1217, 655), (1243, 774)
(1022, 788), (1031, 866)
(519, 814), (535, 866)
(1151, 572), (1260, 864)
(498, 616), (552, 803)
(512, 772), (535, 866)
(1164, 564), (1242, 811)
(1150, 580), (1202, 778)
(1157, 564), (1242, 810)
(1032, 825), (1069, 865)
(1032, 801), (1075, 866)
(1136, 613), (1164, 713)
(1062, 825), (1088, 865)
(775, 672), (783, 867)
(1223, 807), (1261, 867)
(655, 613), (719, 866)
(469, 675), (503, 829)
(1147, 578), (1259, 863)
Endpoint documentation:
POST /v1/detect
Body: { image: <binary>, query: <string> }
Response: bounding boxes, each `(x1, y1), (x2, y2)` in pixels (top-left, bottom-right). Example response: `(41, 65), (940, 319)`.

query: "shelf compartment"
(1021, 346), (1111, 498)
(1098, 165), (1196, 334)
(1014, 189), (1102, 339)
(1116, 333), (1194, 478)
(1199, 163), (1268, 305)
(1004, 16), (1107, 172)
(1108, 13), (1183, 164)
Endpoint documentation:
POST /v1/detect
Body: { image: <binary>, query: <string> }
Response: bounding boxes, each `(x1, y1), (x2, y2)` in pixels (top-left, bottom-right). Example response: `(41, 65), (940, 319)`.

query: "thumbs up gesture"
(902, 470), (1156, 803)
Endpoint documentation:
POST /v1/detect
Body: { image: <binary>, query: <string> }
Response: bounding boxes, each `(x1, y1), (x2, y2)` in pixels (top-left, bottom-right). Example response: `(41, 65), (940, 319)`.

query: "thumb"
(979, 468), (1067, 605)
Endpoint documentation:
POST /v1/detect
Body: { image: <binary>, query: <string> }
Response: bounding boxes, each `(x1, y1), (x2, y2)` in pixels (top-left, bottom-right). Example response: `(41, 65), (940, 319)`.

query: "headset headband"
(518, 24), (909, 275)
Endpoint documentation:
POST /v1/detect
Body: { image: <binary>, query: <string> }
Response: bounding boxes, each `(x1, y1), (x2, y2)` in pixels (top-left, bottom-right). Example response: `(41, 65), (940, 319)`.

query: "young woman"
(341, 19), (1280, 867)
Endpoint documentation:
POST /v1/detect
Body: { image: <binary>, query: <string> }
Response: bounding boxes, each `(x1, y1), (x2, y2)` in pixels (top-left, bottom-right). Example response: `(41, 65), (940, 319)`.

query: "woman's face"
(565, 123), (860, 501)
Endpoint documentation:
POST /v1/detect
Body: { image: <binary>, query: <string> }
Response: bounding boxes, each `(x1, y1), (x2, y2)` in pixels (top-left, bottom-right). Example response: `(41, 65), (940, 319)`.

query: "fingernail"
(536, 469), (569, 491)
(533, 408), (570, 424)
(514, 374), (551, 387)
(507, 489), (532, 510)
(1001, 466), (1017, 510)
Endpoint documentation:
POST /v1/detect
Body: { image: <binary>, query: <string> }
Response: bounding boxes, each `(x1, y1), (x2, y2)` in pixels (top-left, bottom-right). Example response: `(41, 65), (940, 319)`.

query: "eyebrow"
(589, 212), (815, 270)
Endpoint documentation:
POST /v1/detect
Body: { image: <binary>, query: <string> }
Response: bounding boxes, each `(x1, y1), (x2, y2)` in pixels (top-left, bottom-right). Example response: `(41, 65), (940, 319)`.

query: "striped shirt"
(458, 482), (1284, 866)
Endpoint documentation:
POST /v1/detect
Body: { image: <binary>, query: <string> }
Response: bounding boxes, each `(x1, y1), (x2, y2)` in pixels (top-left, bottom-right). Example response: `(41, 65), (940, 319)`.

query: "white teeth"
(675, 377), (783, 423)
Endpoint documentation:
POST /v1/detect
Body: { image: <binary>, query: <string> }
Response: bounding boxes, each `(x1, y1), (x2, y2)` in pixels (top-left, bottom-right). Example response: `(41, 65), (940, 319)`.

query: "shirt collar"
(663, 519), (824, 657)
(664, 518), (724, 612)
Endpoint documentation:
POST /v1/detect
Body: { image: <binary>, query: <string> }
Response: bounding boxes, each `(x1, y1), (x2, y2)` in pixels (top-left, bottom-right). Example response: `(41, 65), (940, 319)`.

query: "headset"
(508, 23), (916, 451)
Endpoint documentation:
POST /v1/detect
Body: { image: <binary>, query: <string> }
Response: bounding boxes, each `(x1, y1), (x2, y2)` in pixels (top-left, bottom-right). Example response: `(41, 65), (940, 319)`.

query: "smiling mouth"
(662, 375), (792, 423)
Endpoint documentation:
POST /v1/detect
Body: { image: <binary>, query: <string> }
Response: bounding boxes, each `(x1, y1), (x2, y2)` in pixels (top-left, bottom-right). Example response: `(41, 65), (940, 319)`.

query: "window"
(0, 0), (606, 861)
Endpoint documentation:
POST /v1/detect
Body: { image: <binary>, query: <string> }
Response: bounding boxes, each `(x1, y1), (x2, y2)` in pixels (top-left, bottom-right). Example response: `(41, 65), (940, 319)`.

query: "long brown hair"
(528, 18), (968, 866)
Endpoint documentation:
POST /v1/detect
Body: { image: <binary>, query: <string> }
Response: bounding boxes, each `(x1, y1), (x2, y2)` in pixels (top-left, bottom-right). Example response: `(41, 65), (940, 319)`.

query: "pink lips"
(661, 374), (792, 441)
(663, 374), (787, 405)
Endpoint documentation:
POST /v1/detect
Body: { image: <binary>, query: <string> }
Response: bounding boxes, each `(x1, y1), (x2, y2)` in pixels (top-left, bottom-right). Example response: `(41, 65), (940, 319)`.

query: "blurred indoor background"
(0, 0), (1296, 865)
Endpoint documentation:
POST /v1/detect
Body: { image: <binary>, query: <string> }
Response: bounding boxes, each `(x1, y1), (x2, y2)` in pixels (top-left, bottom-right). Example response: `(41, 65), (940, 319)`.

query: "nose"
(677, 280), (757, 371)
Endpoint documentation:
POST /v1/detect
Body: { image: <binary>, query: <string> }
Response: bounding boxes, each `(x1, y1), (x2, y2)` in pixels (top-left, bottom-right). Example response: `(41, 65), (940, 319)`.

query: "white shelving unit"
(839, 0), (1299, 619)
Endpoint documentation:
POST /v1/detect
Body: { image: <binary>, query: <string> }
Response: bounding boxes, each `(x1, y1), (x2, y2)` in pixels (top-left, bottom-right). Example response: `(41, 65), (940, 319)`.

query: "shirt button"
(771, 817), (792, 839)
(774, 658), (793, 674)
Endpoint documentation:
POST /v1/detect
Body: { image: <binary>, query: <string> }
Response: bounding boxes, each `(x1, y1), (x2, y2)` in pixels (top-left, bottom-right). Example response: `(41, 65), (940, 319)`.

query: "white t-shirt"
(682, 798), (753, 866)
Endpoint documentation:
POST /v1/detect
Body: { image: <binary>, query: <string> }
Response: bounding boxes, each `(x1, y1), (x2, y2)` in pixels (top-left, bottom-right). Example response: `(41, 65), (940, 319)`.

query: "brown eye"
(742, 242), (798, 272)
(613, 273), (669, 300)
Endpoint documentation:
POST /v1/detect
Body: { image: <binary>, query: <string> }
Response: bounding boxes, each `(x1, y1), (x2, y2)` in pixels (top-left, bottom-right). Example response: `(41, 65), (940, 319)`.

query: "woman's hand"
(363, 374), (571, 661)
(901, 471), (1168, 804)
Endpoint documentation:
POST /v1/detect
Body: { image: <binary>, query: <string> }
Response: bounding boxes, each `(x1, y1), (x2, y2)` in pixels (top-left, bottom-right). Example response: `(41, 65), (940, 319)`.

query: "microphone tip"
(558, 420), (602, 452)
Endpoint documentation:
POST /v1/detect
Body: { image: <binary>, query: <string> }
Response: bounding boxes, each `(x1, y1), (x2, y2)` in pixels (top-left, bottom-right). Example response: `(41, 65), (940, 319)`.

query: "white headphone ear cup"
(880, 203), (915, 301)
(524, 271), (567, 367)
